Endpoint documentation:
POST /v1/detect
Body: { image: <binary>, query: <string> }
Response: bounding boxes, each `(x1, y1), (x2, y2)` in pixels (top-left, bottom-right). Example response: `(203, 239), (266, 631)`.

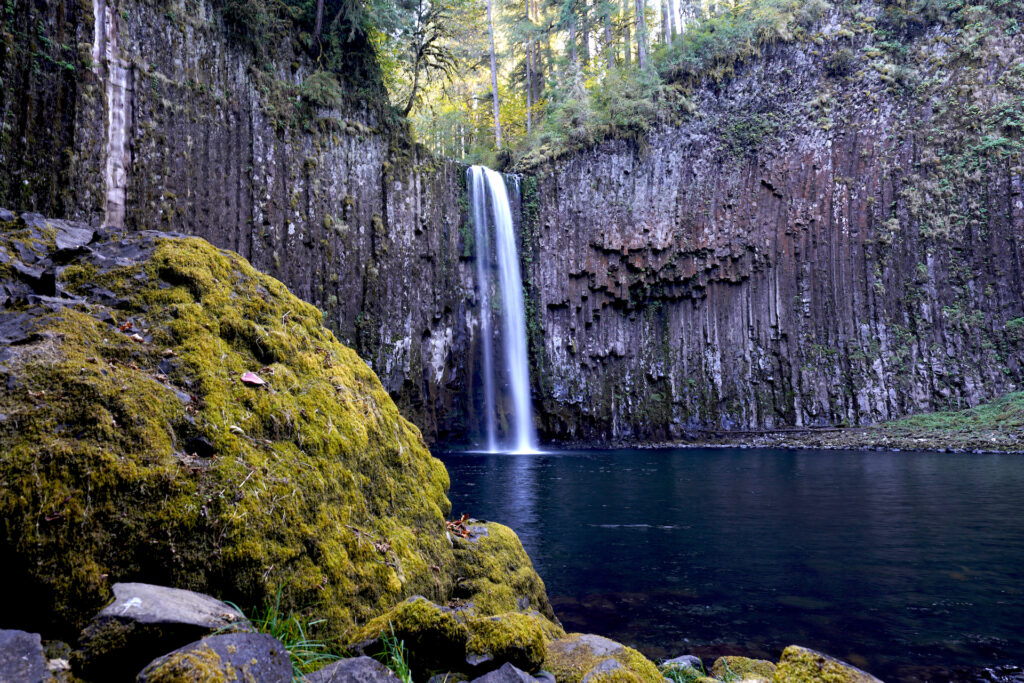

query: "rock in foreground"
(0, 214), (549, 649)
(75, 582), (248, 679)
(774, 646), (883, 683)
(137, 632), (290, 682)
(0, 629), (48, 683)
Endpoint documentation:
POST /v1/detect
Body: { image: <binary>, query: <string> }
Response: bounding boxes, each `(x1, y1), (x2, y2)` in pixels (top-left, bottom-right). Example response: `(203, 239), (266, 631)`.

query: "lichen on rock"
(773, 646), (882, 683)
(712, 656), (777, 680)
(543, 634), (662, 683)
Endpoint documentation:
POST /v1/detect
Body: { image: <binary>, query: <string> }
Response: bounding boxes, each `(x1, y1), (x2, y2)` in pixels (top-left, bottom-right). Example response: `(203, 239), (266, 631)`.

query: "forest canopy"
(213, 0), (1010, 166)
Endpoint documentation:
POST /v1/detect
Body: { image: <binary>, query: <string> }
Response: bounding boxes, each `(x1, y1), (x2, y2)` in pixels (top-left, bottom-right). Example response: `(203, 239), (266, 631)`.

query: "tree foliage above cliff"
(392, 0), (1022, 167)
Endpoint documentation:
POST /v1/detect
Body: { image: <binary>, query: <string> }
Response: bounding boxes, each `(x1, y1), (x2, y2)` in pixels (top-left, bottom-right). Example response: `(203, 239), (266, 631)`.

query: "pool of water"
(437, 448), (1024, 683)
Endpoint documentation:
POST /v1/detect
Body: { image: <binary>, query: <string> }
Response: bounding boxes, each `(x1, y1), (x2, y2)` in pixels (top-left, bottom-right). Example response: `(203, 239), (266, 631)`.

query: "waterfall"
(468, 166), (540, 454)
(470, 168), (498, 453)
(93, 0), (131, 229)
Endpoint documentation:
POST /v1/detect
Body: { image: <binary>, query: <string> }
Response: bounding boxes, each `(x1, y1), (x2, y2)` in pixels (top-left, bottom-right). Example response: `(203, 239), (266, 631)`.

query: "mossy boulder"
(452, 521), (557, 620)
(348, 596), (560, 678)
(773, 646), (882, 683)
(348, 596), (470, 675)
(0, 221), (464, 644)
(466, 612), (548, 672)
(543, 634), (662, 683)
(137, 633), (290, 682)
(712, 656), (777, 680)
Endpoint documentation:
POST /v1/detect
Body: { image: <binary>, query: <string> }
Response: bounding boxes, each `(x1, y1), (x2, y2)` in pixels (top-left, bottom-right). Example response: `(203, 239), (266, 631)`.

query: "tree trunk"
(569, 12), (578, 66)
(313, 0), (324, 53)
(662, 0), (670, 43)
(526, 38), (533, 134)
(604, 11), (614, 69)
(487, 0), (503, 149)
(581, 0), (590, 65)
(622, 0), (631, 66)
(635, 0), (647, 68)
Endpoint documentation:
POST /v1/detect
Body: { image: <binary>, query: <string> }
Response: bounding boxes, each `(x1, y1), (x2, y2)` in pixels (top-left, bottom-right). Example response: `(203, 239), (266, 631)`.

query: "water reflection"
(438, 449), (1024, 683)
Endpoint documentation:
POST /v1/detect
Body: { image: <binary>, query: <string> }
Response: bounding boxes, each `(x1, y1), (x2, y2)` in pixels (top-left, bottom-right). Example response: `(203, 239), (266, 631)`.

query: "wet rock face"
(0, 0), (478, 444)
(7, 1), (1023, 446)
(526, 12), (1024, 441)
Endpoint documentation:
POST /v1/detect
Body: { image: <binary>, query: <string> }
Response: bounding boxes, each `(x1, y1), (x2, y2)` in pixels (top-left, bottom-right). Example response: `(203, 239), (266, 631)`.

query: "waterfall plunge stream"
(468, 166), (539, 454)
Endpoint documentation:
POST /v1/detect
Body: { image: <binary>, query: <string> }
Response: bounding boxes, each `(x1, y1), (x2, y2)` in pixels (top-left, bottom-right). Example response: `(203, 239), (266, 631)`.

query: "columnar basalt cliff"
(3, 0), (1023, 446)
(524, 5), (1024, 441)
(0, 0), (483, 443)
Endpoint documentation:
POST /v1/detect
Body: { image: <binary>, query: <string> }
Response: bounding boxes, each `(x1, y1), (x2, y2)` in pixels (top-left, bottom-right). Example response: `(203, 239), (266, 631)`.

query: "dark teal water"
(437, 448), (1024, 683)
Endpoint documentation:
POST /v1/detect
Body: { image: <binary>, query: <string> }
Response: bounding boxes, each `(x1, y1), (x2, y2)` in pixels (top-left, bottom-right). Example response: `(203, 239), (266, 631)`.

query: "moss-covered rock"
(348, 596), (560, 678)
(0, 223), (464, 644)
(452, 521), (558, 621)
(543, 634), (662, 683)
(712, 656), (777, 680)
(348, 596), (469, 676)
(773, 646), (882, 683)
(465, 612), (547, 672)
(137, 633), (290, 682)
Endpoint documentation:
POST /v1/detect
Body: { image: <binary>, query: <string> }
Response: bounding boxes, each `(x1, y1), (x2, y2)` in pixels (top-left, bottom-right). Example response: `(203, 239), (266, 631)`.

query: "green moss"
(466, 612), (547, 672)
(0, 232), (455, 641)
(712, 656), (777, 680)
(138, 644), (230, 683)
(451, 522), (557, 620)
(544, 634), (663, 683)
(773, 646), (880, 683)
(348, 597), (468, 676)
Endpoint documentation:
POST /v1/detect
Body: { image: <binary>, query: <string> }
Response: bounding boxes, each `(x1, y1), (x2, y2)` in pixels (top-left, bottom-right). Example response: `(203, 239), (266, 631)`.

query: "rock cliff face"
(3, 1), (1023, 445)
(525, 5), (1024, 441)
(0, 0), (480, 443)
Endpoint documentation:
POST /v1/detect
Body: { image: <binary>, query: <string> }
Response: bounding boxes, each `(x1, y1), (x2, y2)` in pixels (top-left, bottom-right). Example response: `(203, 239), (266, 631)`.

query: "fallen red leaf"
(241, 371), (266, 386)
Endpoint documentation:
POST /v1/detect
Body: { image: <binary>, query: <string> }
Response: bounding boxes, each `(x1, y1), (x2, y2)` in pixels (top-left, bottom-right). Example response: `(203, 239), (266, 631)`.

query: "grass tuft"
(226, 590), (343, 681)
(375, 623), (414, 683)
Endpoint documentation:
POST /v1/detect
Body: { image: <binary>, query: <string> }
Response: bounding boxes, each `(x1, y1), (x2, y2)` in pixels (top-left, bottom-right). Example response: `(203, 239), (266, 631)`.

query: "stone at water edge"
(712, 655), (777, 680)
(773, 646), (883, 683)
(469, 662), (549, 682)
(75, 582), (249, 680)
(303, 655), (401, 682)
(137, 632), (290, 682)
(0, 629), (48, 683)
(543, 633), (664, 683)
(661, 655), (703, 672)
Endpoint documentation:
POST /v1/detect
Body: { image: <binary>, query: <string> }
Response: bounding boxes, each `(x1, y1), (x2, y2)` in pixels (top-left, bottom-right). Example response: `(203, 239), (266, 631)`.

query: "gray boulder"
(305, 656), (401, 682)
(0, 629), (48, 683)
(662, 655), (703, 671)
(75, 582), (248, 680)
(470, 662), (543, 683)
(137, 632), (290, 682)
(582, 658), (625, 682)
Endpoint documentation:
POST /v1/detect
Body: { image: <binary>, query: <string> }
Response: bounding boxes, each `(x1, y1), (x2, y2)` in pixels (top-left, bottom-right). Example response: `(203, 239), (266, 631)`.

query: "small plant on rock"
(226, 590), (342, 680)
(376, 623), (414, 683)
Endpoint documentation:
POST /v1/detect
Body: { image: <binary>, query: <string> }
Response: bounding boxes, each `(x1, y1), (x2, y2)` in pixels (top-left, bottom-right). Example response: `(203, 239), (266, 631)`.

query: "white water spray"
(468, 166), (539, 454)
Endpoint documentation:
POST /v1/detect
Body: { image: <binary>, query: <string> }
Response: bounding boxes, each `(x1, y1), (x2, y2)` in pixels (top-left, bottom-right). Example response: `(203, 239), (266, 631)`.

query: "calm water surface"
(438, 448), (1024, 683)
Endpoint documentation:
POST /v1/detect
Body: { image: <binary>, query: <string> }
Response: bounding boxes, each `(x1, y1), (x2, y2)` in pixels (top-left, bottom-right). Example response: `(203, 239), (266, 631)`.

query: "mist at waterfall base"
(468, 165), (539, 455)
(439, 448), (1024, 683)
